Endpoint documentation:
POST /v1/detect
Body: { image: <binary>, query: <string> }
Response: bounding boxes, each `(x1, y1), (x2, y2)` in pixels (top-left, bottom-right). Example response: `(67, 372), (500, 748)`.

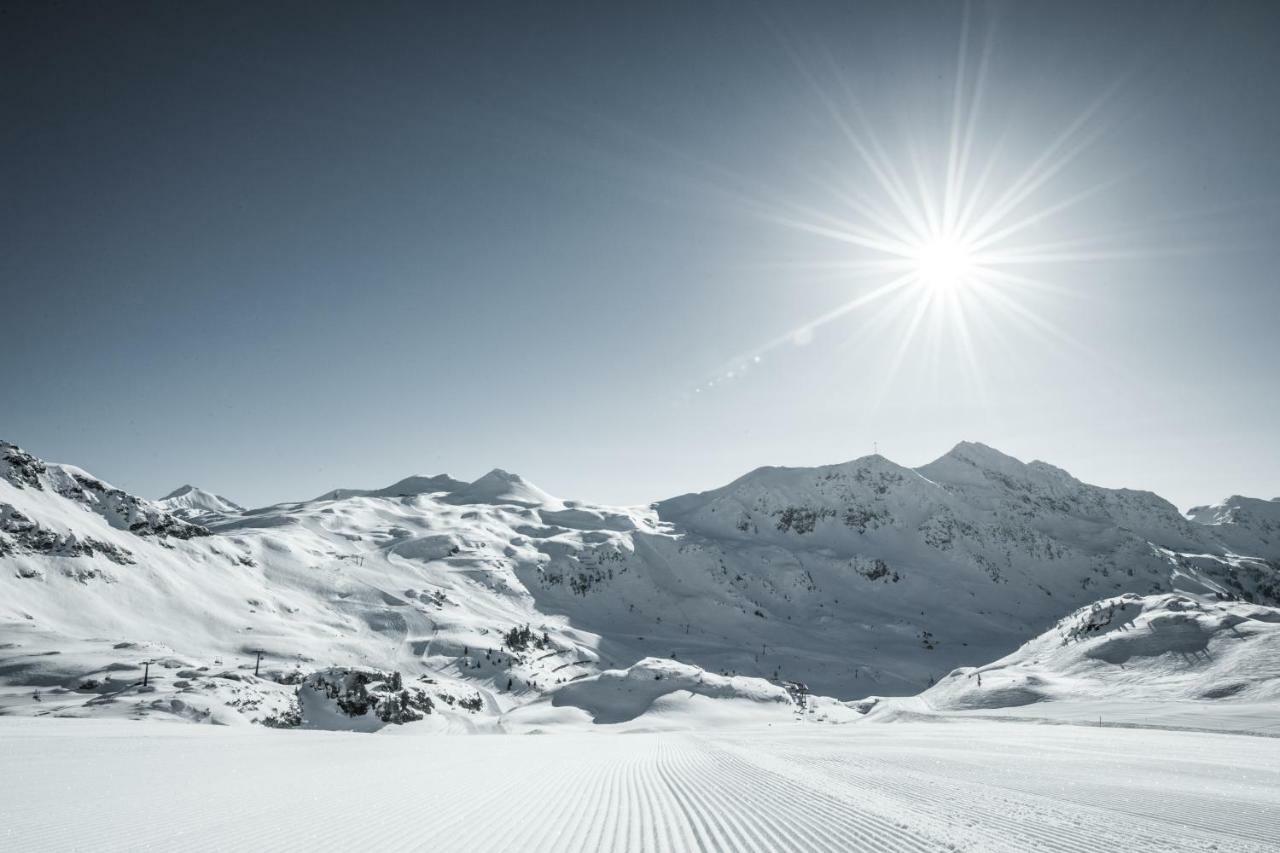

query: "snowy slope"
(3, 717), (1277, 853)
(1188, 495), (1280, 556)
(635, 441), (1280, 693)
(854, 592), (1280, 735)
(924, 592), (1280, 704)
(0, 442), (656, 728)
(2, 437), (1278, 730)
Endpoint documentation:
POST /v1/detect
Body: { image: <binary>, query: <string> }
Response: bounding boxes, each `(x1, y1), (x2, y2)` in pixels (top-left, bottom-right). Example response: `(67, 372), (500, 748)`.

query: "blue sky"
(3, 1), (1278, 510)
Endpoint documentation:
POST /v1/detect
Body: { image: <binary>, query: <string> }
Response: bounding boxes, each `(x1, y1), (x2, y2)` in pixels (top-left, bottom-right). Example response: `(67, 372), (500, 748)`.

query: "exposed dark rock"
(303, 667), (435, 724)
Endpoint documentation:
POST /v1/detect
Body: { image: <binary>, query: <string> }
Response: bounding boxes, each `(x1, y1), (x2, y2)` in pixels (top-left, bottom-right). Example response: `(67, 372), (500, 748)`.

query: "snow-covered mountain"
(156, 484), (244, 521)
(1, 437), (1277, 729)
(1187, 495), (1280, 555)
(1, 440), (208, 573)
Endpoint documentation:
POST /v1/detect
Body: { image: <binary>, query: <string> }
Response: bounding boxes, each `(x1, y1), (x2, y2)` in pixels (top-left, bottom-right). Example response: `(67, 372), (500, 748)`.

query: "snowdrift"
(549, 657), (793, 725)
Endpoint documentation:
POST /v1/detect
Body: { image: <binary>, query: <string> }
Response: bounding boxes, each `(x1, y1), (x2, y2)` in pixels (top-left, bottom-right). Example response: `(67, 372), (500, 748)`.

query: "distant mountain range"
(1, 437), (1276, 726)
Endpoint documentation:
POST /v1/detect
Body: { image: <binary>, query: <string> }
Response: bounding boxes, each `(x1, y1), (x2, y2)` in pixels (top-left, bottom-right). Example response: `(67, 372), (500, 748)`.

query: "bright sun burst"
(690, 4), (1139, 404)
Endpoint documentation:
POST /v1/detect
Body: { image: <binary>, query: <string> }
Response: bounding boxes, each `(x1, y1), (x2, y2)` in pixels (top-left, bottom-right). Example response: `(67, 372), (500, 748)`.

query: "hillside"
(2, 438), (1278, 728)
(858, 592), (1280, 735)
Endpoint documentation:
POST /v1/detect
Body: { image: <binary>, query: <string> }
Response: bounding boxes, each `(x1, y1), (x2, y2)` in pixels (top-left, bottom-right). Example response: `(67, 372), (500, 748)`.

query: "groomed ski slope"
(3, 717), (1276, 852)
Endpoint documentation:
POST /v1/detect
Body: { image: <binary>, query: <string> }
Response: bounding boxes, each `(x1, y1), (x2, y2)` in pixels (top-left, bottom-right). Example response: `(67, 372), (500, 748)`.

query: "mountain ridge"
(2, 436), (1277, 729)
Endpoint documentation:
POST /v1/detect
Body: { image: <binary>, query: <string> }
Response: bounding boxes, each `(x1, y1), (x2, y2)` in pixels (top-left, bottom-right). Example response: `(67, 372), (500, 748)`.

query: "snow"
(157, 484), (245, 519)
(547, 657), (793, 725)
(4, 437), (1280, 848)
(3, 437), (1279, 729)
(447, 467), (566, 509)
(314, 468), (562, 509)
(314, 473), (469, 502)
(1187, 494), (1280, 556)
(858, 592), (1280, 737)
(1, 716), (1276, 852)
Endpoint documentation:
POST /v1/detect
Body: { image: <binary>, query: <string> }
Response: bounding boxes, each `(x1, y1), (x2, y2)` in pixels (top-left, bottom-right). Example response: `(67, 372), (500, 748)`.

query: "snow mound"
(550, 657), (792, 724)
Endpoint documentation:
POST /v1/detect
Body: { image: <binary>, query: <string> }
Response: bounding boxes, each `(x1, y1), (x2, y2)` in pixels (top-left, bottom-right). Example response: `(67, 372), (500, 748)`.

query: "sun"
(912, 235), (978, 292)
(690, 6), (1137, 402)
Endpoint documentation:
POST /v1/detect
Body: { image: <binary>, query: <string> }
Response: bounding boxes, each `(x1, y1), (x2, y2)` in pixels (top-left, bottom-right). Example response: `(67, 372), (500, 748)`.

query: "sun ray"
(765, 213), (920, 258)
(977, 242), (1202, 265)
(782, 44), (932, 242)
(953, 128), (1010, 241)
(943, 3), (995, 237)
(712, 272), (920, 378)
(963, 81), (1123, 243)
(942, 4), (972, 236)
(949, 287), (992, 407)
(800, 163), (933, 251)
(829, 67), (936, 241)
(968, 278), (1087, 353)
(909, 141), (944, 238)
(685, 6), (1159, 404)
(974, 267), (1080, 300)
(866, 287), (937, 412)
(965, 174), (1125, 254)
(746, 257), (917, 277)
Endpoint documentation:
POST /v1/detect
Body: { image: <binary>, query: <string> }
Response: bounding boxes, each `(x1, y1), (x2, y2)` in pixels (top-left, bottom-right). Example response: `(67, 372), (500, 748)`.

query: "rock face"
(300, 668), (436, 727)
(0, 503), (133, 571)
(2, 442), (208, 540)
(1, 441), (207, 578)
(0, 436), (1277, 727)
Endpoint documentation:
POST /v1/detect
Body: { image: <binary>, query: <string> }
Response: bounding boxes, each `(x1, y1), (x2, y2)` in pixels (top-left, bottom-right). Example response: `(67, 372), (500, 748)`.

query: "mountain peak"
(379, 474), (468, 496)
(316, 473), (467, 502)
(475, 468), (522, 484)
(156, 484), (243, 516)
(161, 484), (199, 500)
(942, 440), (1022, 466)
(914, 441), (1031, 487)
(450, 468), (563, 508)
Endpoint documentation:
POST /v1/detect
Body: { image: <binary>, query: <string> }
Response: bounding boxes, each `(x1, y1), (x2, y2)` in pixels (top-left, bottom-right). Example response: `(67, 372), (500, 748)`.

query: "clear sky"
(3, 1), (1278, 511)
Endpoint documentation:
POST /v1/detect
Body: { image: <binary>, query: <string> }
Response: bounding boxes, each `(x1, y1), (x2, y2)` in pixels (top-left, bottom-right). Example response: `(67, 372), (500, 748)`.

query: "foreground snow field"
(2, 717), (1276, 853)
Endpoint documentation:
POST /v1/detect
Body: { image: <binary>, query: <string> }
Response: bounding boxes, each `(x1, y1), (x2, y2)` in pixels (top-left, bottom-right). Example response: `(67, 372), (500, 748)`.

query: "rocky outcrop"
(1, 441), (208, 540)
